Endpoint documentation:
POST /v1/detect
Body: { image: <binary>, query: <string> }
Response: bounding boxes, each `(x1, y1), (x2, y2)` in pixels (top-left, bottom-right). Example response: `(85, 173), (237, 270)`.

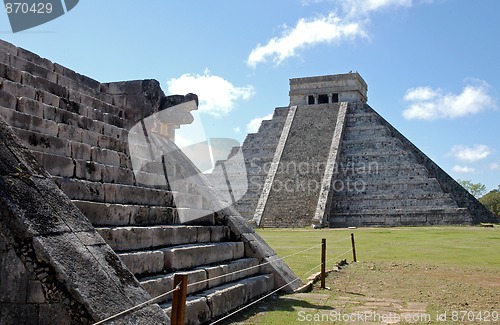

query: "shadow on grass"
(216, 293), (334, 324)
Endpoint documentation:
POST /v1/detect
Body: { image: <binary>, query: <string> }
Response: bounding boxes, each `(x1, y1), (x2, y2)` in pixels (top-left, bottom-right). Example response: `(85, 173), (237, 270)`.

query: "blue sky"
(0, 0), (499, 192)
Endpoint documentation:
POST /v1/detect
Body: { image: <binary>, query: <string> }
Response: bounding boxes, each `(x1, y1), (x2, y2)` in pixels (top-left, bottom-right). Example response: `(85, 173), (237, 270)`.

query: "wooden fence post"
(351, 233), (357, 262)
(171, 273), (188, 325)
(321, 238), (326, 289)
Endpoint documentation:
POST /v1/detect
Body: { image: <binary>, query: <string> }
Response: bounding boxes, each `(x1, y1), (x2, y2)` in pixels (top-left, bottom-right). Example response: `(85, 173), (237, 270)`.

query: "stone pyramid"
(209, 73), (498, 228)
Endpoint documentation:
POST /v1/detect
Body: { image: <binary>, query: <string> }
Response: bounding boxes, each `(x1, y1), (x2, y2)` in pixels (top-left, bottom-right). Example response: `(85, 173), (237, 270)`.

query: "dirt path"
(294, 261), (500, 324)
(224, 261), (500, 324)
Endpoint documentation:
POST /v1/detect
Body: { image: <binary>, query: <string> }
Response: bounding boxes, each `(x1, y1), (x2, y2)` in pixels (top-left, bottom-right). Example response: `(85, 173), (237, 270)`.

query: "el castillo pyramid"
(208, 73), (498, 228)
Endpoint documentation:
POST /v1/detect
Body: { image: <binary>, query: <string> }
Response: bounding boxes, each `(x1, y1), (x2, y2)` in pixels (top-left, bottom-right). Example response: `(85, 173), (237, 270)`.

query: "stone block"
(75, 160), (103, 182)
(140, 275), (174, 303)
(1, 79), (35, 99)
(17, 47), (54, 72)
(0, 58), (21, 83)
(163, 242), (239, 270)
(10, 55), (55, 82)
(206, 281), (247, 319)
(57, 123), (82, 141)
(0, 248), (29, 303)
(98, 227), (154, 251)
(16, 96), (44, 118)
(104, 112), (124, 128)
(196, 226), (211, 243)
(91, 147), (120, 166)
(131, 206), (174, 226)
(0, 39), (18, 55)
(118, 250), (164, 276)
(32, 151), (74, 178)
(103, 183), (173, 206)
(0, 89), (17, 109)
(81, 130), (99, 147)
(163, 296), (211, 325)
(210, 226), (230, 242)
(36, 89), (60, 107)
(79, 116), (104, 134)
(102, 165), (135, 185)
(102, 123), (123, 141)
(26, 280), (46, 303)
(71, 141), (91, 161)
(39, 303), (72, 325)
(204, 258), (259, 288)
(21, 71), (66, 98)
(151, 226), (198, 248)
(72, 200), (132, 226)
(55, 177), (104, 202)
(98, 135), (127, 153)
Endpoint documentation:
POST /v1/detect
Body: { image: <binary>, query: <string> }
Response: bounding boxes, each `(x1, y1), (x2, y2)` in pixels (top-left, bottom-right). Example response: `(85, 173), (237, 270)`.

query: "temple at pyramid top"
(207, 72), (498, 228)
(289, 72), (368, 106)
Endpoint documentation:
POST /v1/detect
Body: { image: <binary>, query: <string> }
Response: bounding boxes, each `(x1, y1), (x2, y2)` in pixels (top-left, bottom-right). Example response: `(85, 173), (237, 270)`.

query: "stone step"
(341, 138), (402, 153)
(139, 258), (260, 304)
(97, 225), (230, 252)
(56, 177), (203, 208)
(332, 164), (428, 178)
(331, 196), (457, 210)
(331, 178), (444, 196)
(161, 274), (274, 325)
(72, 200), (216, 226)
(330, 208), (472, 227)
(117, 242), (244, 276)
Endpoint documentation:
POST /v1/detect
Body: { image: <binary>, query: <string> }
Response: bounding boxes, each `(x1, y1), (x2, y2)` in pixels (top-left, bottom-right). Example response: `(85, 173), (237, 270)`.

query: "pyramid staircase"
(0, 39), (299, 324)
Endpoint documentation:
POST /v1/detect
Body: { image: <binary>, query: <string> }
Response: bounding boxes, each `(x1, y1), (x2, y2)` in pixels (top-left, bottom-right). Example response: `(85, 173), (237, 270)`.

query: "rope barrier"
(94, 236), (353, 324)
(187, 242), (324, 289)
(325, 247), (353, 265)
(210, 261), (325, 325)
(93, 282), (182, 325)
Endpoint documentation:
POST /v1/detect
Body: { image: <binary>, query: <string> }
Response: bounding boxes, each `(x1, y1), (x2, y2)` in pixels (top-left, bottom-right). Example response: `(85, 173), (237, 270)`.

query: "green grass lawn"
(219, 226), (500, 324)
(257, 226), (500, 280)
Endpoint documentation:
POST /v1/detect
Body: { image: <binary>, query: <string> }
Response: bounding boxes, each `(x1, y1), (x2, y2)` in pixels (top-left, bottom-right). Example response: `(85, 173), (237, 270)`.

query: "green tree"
(479, 185), (500, 216)
(457, 179), (487, 198)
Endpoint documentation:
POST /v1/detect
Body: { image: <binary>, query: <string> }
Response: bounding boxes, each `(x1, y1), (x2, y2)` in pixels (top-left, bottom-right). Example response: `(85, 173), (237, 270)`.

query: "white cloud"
(246, 114), (273, 133)
(342, 0), (413, 17)
(247, 14), (364, 67)
(403, 82), (496, 120)
(247, 0), (418, 67)
(167, 69), (254, 116)
(452, 165), (476, 174)
(233, 126), (241, 134)
(450, 144), (492, 163)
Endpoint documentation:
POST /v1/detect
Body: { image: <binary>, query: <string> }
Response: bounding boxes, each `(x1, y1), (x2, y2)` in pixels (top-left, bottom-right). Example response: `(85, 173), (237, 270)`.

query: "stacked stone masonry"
(211, 73), (498, 228)
(0, 39), (301, 324)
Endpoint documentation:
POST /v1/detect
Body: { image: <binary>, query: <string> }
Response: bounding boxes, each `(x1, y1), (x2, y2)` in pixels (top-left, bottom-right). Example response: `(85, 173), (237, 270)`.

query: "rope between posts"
(93, 282), (182, 325)
(187, 242), (323, 289)
(327, 236), (352, 244)
(325, 247), (353, 265)
(209, 261), (324, 325)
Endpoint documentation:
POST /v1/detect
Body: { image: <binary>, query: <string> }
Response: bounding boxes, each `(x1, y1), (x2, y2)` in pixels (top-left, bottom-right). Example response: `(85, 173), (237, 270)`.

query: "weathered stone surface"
(163, 242), (244, 270)
(118, 250), (164, 276)
(0, 113), (168, 323)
